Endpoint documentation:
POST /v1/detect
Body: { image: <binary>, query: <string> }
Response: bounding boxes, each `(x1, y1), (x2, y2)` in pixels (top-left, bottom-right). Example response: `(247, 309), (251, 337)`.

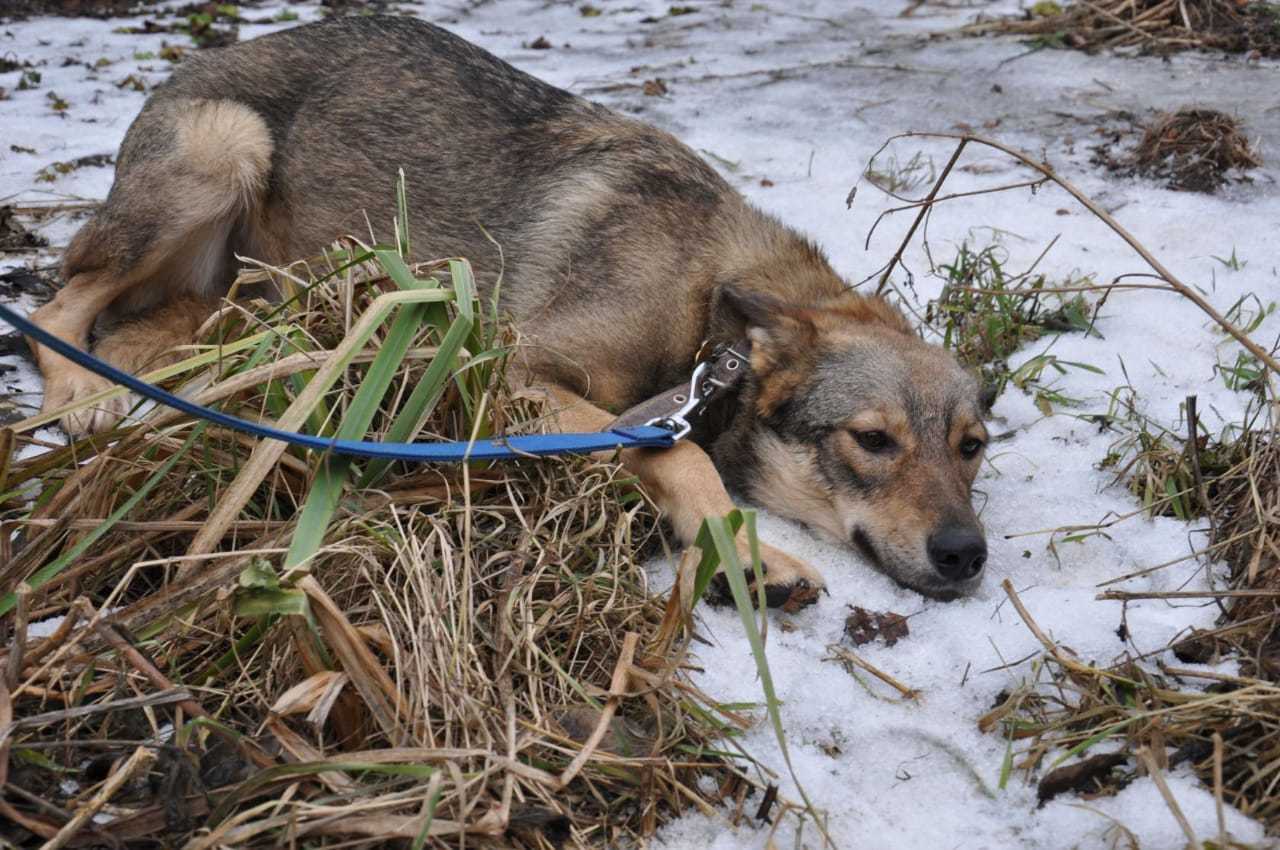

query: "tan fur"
(93, 297), (220, 375)
(29, 270), (149, 434)
(749, 431), (844, 541)
(174, 100), (273, 218)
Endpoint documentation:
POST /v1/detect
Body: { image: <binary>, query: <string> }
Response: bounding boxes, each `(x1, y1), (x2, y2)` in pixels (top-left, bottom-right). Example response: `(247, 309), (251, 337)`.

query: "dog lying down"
(25, 15), (990, 607)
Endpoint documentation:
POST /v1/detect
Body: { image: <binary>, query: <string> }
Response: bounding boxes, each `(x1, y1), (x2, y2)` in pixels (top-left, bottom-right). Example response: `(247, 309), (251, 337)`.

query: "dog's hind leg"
(93, 296), (222, 376)
(534, 383), (826, 609)
(29, 98), (271, 435)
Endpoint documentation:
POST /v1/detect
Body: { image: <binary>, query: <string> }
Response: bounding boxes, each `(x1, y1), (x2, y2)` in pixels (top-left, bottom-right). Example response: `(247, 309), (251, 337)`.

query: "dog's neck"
(706, 206), (847, 309)
(693, 205), (851, 484)
(697, 361), (772, 497)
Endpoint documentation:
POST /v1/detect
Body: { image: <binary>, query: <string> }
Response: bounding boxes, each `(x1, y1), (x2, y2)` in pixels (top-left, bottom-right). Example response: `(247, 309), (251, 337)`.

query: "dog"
(26, 15), (989, 604)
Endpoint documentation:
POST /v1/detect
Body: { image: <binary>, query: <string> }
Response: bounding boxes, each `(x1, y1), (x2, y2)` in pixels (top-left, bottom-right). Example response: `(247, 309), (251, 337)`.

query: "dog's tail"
(63, 98), (273, 303)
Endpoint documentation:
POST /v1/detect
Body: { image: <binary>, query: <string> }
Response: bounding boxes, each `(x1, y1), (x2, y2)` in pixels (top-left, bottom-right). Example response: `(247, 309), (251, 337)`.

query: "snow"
(27, 614), (66, 638)
(3, 1), (1279, 847)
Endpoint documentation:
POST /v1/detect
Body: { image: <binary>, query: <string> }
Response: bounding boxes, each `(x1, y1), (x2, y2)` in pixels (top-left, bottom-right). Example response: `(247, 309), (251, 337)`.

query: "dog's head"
(715, 286), (989, 599)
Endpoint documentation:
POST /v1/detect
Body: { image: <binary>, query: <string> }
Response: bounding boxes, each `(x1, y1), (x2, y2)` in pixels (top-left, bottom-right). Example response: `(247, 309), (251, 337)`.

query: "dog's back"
(66, 15), (831, 405)
(72, 16), (599, 294)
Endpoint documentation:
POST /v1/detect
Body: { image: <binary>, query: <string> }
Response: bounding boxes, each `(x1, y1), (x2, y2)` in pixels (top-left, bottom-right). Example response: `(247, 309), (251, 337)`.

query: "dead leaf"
(271, 670), (349, 718)
(844, 606), (910, 646)
(642, 78), (668, 96)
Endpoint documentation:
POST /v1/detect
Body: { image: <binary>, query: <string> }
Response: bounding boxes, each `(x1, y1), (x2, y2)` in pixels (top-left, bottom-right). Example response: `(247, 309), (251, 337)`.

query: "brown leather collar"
(610, 340), (750, 440)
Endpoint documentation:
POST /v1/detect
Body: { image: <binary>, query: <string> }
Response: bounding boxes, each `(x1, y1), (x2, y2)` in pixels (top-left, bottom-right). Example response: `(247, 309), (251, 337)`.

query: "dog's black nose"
(927, 527), (987, 581)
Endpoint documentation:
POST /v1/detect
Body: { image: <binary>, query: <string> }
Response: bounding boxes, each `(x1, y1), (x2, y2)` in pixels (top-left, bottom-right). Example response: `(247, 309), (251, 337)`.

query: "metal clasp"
(645, 359), (710, 441)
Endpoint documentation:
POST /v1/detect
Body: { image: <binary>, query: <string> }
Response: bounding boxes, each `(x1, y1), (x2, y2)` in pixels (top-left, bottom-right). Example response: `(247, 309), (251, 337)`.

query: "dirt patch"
(0, 268), (52, 404)
(0, 206), (49, 253)
(0, 266), (56, 302)
(111, 3), (243, 48)
(1091, 108), (1262, 192)
(0, 0), (153, 21)
(963, 0), (1280, 59)
(318, 0), (409, 16)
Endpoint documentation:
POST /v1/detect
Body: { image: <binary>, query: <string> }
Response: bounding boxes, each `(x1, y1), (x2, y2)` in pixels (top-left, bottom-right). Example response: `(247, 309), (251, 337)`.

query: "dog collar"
(610, 340), (750, 441)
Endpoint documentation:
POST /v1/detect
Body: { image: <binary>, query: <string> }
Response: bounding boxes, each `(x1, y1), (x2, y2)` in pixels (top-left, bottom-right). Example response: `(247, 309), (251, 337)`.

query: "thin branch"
(891, 132), (1280, 375)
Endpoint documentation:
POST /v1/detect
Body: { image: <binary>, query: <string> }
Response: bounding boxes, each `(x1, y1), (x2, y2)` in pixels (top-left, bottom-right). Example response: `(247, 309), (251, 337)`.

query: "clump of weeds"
(926, 241), (1104, 412)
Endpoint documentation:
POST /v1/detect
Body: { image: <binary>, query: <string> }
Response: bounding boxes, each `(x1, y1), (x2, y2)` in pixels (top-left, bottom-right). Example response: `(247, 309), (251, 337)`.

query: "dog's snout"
(927, 526), (987, 581)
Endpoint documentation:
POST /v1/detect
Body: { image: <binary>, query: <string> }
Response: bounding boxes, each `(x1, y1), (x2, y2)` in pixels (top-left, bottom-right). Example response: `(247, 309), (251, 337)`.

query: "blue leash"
(0, 303), (676, 461)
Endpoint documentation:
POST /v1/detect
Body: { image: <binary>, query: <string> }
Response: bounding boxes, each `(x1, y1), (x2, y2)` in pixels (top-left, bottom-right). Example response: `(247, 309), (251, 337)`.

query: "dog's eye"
(960, 437), (985, 458)
(853, 430), (893, 453)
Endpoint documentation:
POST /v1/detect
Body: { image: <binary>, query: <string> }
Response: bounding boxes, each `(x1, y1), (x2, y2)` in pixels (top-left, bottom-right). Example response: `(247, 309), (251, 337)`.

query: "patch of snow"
(27, 614), (66, 638)
(2, 1), (1278, 847)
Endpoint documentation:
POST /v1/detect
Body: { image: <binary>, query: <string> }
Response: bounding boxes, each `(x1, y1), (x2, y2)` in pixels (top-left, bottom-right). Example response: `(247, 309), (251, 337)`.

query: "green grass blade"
(690, 511), (745, 603)
(373, 248), (436, 294)
(0, 426), (204, 616)
(284, 274), (436, 572)
(998, 733), (1014, 790)
(411, 779), (443, 850)
(357, 261), (478, 489)
(697, 511), (832, 846)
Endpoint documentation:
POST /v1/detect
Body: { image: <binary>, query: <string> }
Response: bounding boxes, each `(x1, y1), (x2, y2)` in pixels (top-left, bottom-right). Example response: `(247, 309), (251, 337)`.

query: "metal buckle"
(642, 343), (749, 440)
(645, 359), (710, 441)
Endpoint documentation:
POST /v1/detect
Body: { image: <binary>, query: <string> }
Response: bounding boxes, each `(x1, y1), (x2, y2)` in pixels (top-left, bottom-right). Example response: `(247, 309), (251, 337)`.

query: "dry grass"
(0, 245), (775, 847)
(1211, 427), (1280, 657)
(1133, 109), (1263, 192)
(992, 397), (1280, 835)
(962, 0), (1280, 58)
(1092, 108), (1264, 193)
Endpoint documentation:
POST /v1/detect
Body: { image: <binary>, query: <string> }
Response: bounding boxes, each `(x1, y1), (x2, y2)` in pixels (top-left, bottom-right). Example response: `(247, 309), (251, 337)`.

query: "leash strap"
(0, 303), (676, 461)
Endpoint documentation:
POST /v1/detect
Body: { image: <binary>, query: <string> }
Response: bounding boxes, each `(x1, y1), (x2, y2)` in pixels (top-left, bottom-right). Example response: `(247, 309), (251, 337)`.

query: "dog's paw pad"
(703, 568), (755, 608)
(766, 578), (823, 613)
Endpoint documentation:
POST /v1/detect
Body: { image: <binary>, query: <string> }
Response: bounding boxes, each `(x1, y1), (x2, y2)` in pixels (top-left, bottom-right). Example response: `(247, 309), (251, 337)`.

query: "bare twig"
(826, 645), (920, 700)
(884, 132), (1280, 376)
(1098, 589), (1280, 601)
(874, 138), (968, 295)
(0, 688), (193, 742)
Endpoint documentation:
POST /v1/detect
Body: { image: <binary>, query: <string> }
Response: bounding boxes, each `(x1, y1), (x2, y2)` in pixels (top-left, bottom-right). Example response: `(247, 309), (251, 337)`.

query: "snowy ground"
(3, 0), (1280, 847)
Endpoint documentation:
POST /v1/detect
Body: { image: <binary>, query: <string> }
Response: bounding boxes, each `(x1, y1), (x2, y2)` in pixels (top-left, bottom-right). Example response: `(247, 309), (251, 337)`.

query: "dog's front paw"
(704, 542), (825, 613)
(41, 367), (128, 436)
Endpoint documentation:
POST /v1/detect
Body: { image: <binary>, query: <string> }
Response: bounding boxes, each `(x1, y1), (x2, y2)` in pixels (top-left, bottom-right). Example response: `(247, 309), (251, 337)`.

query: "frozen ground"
(3, 0), (1279, 847)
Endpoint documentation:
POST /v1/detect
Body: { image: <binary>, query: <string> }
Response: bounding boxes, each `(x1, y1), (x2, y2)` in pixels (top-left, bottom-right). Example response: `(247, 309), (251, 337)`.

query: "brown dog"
(27, 15), (989, 604)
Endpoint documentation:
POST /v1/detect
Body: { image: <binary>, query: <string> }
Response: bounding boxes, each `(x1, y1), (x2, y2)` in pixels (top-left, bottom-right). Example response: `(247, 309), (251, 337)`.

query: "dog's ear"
(718, 285), (817, 370)
(719, 285), (784, 330)
(718, 284), (819, 417)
